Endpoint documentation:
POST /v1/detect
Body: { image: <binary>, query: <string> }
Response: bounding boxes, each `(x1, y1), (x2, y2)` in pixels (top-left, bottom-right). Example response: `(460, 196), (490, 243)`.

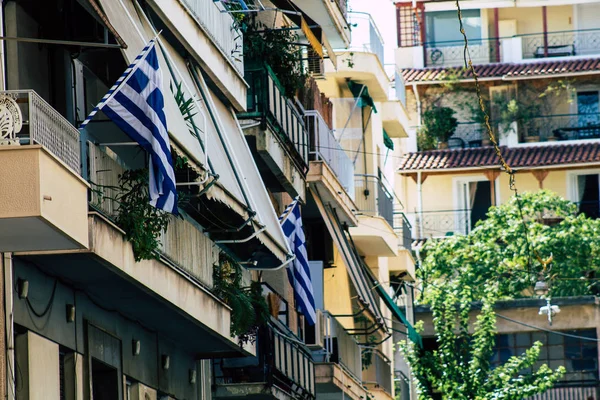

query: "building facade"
(0, 0), (417, 399)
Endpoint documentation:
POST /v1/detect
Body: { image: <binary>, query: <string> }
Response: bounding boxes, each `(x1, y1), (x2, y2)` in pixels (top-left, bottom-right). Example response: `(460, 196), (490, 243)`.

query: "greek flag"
(280, 198), (316, 325)
(79, 39), (177, 214)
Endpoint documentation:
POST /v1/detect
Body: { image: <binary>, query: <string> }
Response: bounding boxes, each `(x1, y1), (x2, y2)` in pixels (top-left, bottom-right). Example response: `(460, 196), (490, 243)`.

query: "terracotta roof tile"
(402, 58), (600, 83)
(398, 143), (600, 171)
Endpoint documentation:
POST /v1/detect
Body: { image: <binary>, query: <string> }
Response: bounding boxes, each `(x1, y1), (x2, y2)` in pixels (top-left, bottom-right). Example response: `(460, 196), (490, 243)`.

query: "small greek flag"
(280, 198), (316, 325)
(79, 39), (177, 214)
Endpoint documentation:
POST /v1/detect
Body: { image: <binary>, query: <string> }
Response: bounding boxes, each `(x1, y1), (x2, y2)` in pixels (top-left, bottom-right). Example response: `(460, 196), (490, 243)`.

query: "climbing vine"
(213, 252), (270, 346)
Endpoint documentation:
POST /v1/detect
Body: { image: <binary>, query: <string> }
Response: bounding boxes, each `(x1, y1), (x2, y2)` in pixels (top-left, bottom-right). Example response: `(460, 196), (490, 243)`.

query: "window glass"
(490, 329), (598, 385)
(425, 10), (481, 46)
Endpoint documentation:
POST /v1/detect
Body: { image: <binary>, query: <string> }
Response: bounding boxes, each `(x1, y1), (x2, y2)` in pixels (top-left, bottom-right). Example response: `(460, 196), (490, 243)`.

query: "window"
(577, 91), (600, 126)
(425, 10), (481, 46)
(573, 173), (600, 219)
(491, 330), (599, 384)
(91, 359), (120, 400)
(455, 178), (493, 234)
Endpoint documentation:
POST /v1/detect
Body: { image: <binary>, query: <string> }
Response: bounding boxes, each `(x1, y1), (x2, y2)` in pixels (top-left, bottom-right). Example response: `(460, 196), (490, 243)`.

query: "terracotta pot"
(525, 136), (540, 143)
(482, 139), (491, 146)
(437, 141), (449, 149)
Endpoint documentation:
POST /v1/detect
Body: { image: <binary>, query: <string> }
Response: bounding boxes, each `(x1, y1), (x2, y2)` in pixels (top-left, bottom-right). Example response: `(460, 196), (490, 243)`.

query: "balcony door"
(455, 178), (493, 235)
(575, 3), (600, 56)
(573, 173), (600, 219)
(577, 91), (600, 126)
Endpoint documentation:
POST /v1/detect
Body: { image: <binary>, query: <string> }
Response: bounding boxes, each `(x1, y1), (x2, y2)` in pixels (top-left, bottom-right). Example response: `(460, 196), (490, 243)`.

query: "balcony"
(312, 311), (368, 400)
(399, 29), (600, 69)
(362, 349), (393, 397)
(390, 211), (415, 278)
(0, 90), (88, 252)
(214, 322), (316, 399)
(88, 142), (217, 288)
(520, 29), (600, 60)
(306, 110), (357, 227)
(527, 385), (599, 400)
(408, 209), (473, 239)
(350, 175), (399, 256)
(239, 65), (309, 199)
(289, 0), (350, 48)
(178, 0), (243, 74)
(323, 12), (389, 102)
(448, 112), (600, 149)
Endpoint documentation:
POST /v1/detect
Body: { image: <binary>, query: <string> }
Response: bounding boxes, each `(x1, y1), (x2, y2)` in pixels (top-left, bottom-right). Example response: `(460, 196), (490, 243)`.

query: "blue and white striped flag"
(79, 39), (177, 214)
(280, 198), (316, 325)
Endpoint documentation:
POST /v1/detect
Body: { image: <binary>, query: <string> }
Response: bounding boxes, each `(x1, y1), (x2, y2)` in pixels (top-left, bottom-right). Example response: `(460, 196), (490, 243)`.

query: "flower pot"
(482, 138), (491, 146)
(525, 135), (540, 143)
(547, 136), (558, 142)
(438, 141), (449, 149)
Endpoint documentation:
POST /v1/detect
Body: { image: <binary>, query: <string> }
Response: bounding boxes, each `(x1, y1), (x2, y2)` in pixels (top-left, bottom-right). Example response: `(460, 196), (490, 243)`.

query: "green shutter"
(347, 81), (378, 113)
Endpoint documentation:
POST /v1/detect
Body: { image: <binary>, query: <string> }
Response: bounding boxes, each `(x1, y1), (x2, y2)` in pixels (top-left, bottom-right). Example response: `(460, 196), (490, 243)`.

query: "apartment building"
(416, 296), (600, 398)
(0, 0), (292, 398)
(0, 0), (419, 399)
(391, 1), (600, 397)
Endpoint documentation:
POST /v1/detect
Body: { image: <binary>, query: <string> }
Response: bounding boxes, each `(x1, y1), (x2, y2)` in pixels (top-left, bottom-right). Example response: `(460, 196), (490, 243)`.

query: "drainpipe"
(3, 252), (13, 400)
(417, 171), (424, 238)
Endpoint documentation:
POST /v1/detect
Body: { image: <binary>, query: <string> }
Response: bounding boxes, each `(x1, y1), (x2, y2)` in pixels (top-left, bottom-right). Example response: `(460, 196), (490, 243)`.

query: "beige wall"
(324, 247), (357, 331)
(416, 302), (598, 337)
(400, 168), (571, 217)
(495, 5), (573, 36)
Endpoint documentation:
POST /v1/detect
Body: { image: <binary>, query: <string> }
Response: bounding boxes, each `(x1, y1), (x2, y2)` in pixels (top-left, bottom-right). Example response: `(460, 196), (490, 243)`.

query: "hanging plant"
(242, 20), (307, 98)
(114, 169), (172, 262)
(213, 252), (270, 346)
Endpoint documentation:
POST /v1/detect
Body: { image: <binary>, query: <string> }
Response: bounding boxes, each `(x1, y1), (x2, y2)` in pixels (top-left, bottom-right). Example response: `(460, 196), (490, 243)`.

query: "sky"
(349, 0), (398, 72)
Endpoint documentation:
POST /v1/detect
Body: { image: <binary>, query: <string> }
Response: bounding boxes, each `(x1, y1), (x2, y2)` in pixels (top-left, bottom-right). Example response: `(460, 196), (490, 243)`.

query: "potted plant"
(422, 106), (458, 149)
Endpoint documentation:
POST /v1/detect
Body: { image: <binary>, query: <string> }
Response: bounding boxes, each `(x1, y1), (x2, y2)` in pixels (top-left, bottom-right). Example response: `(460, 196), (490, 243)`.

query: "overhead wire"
(454, 0), (551, 278)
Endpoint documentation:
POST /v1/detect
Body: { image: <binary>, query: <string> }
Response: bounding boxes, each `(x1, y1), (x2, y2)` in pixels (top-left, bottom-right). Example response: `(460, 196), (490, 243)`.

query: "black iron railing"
(423, 37), (502, 67)
(393, 211), (413, 250)
(215, 322), (315, 398)
(354, 174), (395, 227)
(521, 28), (600, 59)
(240, 65), (309, 171)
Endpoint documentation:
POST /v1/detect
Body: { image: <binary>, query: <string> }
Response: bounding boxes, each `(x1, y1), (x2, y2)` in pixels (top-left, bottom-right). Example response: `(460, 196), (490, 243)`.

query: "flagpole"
(78, 32), (162, 130)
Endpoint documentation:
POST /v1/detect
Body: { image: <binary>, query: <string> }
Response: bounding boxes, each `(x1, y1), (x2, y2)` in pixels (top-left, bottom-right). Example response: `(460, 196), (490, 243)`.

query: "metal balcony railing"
(448, 122), (488, 149)
(362, 349), (393, 395)
(407, 209), (472, 239)
(393, 211), (412, 250)
(241, 66), (309, 170)
(521, 28), (600, 59)
(271, 324), (316, 398)
(354, 174), (395, 227)
(306, 110), (354, 198)
(1, 90), (80, 174)
(347, 12), (385, 66)
(527, 385), (599, 400)
(87, 143), (216, 288)
(423, 37), (502, 67)
(521, 113), (600, 142)
(321, 311), (362, 381)
(179, 0), (243, 73)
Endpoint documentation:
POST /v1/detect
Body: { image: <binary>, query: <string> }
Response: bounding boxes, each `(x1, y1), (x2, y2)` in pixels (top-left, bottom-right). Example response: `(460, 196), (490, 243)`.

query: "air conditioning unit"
(306, 309), (326, 349)
(307, 48), (325, 78)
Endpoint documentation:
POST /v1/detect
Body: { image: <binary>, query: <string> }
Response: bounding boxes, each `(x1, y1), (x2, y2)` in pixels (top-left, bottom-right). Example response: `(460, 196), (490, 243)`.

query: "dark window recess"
(470, 181), (491, 230)
(91, 359), (119, 400)
(491, 330), (599, 385)
(578, 175), (600, 219)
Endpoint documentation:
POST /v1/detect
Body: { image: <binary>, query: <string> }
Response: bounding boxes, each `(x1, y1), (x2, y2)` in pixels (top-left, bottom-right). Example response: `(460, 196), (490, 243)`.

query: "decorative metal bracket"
(0, 96), (22, 146)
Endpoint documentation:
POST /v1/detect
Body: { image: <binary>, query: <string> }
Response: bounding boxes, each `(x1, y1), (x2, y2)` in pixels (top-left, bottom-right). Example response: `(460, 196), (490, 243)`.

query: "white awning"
(96, 0), (290, 263)
(311, 187), (384, 324)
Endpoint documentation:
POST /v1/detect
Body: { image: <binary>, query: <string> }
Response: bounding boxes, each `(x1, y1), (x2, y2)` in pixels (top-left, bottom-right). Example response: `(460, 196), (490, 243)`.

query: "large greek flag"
(79, 39), (177, 214)
(280, 198), (316, 325)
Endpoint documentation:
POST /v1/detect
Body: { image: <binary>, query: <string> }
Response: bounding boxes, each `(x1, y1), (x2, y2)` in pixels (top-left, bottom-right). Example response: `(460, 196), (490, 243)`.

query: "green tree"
(419, 190), (600, 301)
(400, 282), (565, 400)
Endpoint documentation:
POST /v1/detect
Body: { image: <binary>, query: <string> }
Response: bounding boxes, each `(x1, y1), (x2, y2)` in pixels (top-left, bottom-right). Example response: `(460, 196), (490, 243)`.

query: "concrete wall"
(12, 258), (205, 400)
(496, 6), (573, 36)
(15, 331), (60, 400)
